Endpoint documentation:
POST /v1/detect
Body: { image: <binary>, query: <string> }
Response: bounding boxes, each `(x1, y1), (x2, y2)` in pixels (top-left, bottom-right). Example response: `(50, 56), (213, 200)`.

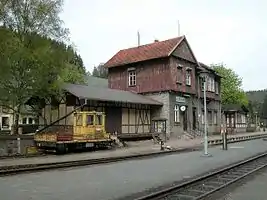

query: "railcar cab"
(73, 111), (106, 135)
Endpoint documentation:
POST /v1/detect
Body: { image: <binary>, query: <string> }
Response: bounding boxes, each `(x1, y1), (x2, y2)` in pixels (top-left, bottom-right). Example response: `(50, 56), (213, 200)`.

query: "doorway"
(193, 108), (196, 130)
(183, 110), (188, 131)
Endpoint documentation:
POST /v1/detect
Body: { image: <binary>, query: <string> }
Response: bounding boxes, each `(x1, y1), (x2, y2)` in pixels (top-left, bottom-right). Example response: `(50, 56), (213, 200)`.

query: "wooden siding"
(108, 39), (200, 95)
(171, 39), (196, 63)
(108, 58), (174, 93)
(169, 56), (197, 94)
(40, 103), (74, 126)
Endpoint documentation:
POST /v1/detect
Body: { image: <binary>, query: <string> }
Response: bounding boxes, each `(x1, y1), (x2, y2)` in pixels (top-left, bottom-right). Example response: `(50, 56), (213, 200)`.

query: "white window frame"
(185, 70), (191, 86)
(128, 70), (136, 86)
(174, 105), (180, 123)
(207, 77), (211, 91)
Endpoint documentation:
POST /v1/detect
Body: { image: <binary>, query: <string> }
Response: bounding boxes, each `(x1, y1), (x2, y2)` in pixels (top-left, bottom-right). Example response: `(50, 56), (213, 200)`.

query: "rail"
(124, 152), (267, 200)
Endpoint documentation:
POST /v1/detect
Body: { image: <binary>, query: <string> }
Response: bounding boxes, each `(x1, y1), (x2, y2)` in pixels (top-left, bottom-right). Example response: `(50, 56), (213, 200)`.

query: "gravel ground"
(215, 167), (267, 200)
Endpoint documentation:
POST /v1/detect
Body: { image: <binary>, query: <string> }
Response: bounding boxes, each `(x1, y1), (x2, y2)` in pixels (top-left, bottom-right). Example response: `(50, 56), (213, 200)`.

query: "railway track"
(1, 134), (267, 177)
(129, 152), (267, 200)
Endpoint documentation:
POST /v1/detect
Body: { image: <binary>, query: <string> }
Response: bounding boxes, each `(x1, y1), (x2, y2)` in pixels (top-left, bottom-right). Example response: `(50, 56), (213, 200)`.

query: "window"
(1, 116), (10, 129)
(28, 118), (33, 124)
(95, 115), (103, 125)
(214, 111), (218, 124)
(86, 115), (94, 125)
(128, 70), (136, 86)
(215, 82), (219, 94)
(201, 78), (205, 91)
(75, 114), (83, 126)
(241, 114), (246, 123)
(174, 105), (180, 123)
(176, 68), (183, 83)
(207, 77), (211, 91)
(22, 118), (27, 124)
(208, 111), (212, 124)
(185, 70), (191, 86)
(211, 78), (215, 92)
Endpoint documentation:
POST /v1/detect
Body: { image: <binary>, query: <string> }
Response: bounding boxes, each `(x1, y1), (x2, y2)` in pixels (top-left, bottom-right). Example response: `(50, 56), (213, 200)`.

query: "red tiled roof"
(104, 36), (185, 68)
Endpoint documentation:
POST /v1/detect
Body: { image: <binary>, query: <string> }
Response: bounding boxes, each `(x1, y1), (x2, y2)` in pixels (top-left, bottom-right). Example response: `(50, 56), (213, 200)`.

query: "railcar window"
(95, 115), (102, 125)
(86, 115), (94, 125)
(76, 114), (83, 126)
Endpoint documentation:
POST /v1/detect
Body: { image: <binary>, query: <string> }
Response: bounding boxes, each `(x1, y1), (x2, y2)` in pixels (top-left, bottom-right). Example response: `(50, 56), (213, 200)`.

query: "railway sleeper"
(167, 194), (194, 200)
(178, 190), (205, 197)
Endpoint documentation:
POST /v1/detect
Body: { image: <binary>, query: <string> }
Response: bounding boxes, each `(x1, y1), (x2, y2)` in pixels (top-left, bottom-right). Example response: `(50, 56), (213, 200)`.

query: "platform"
(1, 139), (267, 200)
(0, 131), (265, 167)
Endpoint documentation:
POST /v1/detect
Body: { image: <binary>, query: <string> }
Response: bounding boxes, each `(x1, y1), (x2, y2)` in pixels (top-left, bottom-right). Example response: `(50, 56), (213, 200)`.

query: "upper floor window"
(201, 78), (205, 91)
(128, 70), (136, 86)
(176, 64), (183, 84)
(211, 78), (215, 92)
(207, 77), (211, 91)
(215, 82), (219, 94)
(185, 70), (191, 86)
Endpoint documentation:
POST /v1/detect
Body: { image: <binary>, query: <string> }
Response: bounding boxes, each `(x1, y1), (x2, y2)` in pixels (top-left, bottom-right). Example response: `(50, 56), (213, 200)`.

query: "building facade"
(104, 36), (222, 138)
(0, 105), (37, 132)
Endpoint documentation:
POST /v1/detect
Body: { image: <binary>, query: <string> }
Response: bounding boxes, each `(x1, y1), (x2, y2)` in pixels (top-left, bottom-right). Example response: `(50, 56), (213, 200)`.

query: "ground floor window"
(208, 111), (212, 124)
(22, 117), (35, 125)
(214, 111), (218, 124)
(174, 105), (180, 123)
(1, 116), (10, 129)
(241, 114), (246, 123)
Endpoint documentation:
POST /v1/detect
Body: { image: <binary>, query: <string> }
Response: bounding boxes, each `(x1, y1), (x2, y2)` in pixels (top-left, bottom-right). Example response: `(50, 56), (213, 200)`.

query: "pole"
(137, 31), (140, 46)
(203, 77), (209, 156)
(177, 20), (180, 36)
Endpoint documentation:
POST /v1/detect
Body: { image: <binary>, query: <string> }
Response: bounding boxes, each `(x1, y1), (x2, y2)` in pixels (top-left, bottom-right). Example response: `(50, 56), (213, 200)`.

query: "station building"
(36, 35), (222, 140)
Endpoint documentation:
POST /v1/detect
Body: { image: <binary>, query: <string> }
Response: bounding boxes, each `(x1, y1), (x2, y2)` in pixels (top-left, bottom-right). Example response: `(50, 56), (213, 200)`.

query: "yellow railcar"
(34, 111), (115, 153)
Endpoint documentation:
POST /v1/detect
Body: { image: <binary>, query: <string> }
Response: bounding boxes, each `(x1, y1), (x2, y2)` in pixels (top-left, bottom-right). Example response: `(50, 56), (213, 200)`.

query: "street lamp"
(200, 72), (211, 157)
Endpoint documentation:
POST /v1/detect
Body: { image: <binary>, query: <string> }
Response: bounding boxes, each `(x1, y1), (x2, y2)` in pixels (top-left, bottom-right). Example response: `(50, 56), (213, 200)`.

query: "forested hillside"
(246, 89), (267, 103)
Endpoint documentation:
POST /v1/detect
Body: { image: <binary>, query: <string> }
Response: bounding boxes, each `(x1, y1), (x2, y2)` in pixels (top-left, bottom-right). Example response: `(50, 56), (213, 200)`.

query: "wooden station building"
(34, 35), (222, 140)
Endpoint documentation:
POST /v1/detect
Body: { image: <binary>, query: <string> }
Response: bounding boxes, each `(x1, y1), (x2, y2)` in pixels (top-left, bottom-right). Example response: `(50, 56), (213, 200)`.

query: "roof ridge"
(104, 36), (185, 68)
(119, 36), (184, 52)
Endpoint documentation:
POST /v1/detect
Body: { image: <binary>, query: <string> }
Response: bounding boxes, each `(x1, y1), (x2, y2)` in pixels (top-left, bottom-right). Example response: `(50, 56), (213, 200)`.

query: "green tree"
(0, 0), (85, 133)
(261, 95), (267, 119)
(211, 63), (248, 106)
(92, 63), (108, 79)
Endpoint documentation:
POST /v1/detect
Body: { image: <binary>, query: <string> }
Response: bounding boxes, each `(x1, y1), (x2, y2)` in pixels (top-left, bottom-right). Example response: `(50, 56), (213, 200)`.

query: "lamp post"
(200, 73), (211, 157)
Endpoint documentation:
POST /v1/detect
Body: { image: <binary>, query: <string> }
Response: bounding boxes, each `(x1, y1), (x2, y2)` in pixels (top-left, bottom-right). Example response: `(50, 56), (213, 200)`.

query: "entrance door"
(105, 107), (122, 134)
(193, 108), (196, 130)
(183, 110), (188, 131)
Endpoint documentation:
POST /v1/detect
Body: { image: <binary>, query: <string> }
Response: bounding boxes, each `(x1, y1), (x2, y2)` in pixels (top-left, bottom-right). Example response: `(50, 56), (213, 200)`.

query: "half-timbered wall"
(39, 95), (153, 136)
(121, 108), (151, 134)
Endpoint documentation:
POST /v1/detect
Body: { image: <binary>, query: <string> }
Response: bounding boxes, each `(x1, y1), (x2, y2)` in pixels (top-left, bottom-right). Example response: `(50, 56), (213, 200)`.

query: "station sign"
(175, 96), (186, 103)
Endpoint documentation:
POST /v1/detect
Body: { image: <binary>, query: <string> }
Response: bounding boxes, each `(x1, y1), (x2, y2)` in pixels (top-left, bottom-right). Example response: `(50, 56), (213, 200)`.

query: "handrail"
(35, 103), (87, 134)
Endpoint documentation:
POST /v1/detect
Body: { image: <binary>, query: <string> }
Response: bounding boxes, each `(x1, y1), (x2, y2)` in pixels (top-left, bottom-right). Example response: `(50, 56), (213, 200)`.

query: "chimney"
(154, 39), (159, 42)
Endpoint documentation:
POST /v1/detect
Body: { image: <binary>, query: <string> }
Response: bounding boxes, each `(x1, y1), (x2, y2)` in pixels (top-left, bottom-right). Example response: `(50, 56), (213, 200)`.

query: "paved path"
(0, 131), (265, 167)
(1, 139), (267, 200)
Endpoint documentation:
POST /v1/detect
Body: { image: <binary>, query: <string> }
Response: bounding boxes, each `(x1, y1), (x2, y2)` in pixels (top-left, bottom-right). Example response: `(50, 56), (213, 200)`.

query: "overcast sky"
(61, 0), (267, 91)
